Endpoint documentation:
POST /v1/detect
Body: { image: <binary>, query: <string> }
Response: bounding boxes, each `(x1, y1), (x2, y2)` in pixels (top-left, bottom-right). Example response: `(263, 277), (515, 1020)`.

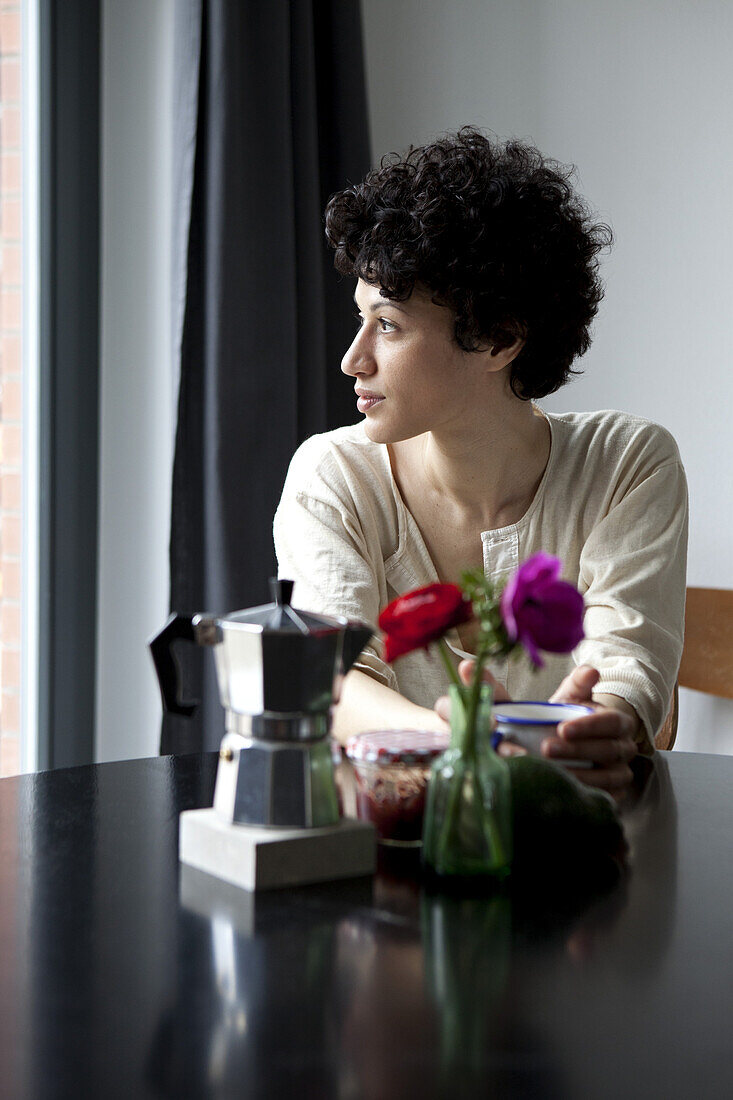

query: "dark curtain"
(163, 0), (371, 754)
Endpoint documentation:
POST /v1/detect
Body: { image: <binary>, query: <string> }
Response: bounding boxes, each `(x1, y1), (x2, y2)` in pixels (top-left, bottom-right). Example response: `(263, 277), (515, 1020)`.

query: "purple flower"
(500, 553), (585, 668)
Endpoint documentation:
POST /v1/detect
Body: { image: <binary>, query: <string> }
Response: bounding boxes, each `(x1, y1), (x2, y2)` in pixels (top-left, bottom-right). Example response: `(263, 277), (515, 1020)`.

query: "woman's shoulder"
(545, 408), (682, 471)
(281, 422), (393, 505)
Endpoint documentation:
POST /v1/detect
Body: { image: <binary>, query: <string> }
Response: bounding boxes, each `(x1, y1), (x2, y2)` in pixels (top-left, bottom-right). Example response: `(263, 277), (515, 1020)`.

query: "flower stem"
(436, 688), (467, 870)
(462, 638), (490, 759)
(474, 760), (508, 869)
(433, 646), (468, 872)
(438, 639), (464, 694)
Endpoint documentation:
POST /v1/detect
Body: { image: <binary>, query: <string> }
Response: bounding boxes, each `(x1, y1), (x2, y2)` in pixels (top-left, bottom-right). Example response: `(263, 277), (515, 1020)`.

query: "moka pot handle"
(148, 613), (200, 717)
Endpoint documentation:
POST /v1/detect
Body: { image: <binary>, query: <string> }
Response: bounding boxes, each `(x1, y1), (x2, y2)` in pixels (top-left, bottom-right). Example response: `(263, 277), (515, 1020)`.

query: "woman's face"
(342, 279), (485, 444)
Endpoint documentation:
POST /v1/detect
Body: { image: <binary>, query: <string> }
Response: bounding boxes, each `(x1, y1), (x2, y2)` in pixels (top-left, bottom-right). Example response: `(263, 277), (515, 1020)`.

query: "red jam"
(353, 764), (431, 843)
(346, 730), (449, 846)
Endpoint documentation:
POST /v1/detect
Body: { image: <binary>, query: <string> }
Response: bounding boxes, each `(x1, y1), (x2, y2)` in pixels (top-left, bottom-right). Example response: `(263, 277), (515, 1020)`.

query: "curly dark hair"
(324, 127), (612, 400)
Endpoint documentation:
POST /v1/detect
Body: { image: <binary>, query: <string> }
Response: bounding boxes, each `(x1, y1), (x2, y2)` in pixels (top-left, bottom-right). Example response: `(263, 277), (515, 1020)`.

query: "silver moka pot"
(149, 579), (373, 829)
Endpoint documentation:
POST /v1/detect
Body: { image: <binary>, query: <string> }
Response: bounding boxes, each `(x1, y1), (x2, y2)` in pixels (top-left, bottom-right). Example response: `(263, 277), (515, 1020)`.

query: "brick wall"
(0, 1), (22, 777)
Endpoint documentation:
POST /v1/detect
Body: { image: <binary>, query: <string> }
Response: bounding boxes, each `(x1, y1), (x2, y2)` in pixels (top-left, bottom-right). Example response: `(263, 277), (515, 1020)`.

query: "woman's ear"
(479, 334), (525, 372)
(490, 334), (525, 363)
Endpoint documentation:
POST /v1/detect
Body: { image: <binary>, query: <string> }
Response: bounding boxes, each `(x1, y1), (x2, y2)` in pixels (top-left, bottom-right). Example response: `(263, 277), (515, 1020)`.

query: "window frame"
(34, 0), (100, 769)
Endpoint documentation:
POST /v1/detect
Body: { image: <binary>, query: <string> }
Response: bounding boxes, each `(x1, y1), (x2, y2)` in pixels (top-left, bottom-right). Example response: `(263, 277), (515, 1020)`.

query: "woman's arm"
(331, 669), (449, 745)
(576, 449), (688, 748)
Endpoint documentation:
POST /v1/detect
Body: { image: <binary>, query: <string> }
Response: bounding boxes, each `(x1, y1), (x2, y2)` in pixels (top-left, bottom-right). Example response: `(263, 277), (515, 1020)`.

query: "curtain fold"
(164, 0), (371, 754)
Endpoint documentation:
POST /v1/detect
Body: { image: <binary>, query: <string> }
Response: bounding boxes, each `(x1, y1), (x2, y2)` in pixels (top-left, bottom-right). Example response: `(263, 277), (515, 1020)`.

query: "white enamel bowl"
(493, 701), (594, 769)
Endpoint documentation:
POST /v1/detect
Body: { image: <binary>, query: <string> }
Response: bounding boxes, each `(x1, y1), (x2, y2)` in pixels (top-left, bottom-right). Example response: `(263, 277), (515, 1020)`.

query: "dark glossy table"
(0, 748), (731, 1099)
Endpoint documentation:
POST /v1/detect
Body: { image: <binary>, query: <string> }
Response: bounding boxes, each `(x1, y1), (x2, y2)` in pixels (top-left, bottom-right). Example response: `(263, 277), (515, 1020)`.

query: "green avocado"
(507, 755), (628, 889)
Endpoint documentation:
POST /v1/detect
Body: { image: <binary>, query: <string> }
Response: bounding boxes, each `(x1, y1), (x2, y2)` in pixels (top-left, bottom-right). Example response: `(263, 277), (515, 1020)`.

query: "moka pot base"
(213, 729), (342, 830)
(179, 808), (376, 892)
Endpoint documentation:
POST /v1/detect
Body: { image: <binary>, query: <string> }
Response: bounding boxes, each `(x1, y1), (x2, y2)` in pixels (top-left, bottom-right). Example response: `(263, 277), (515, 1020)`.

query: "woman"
(274, 128), (687, 795)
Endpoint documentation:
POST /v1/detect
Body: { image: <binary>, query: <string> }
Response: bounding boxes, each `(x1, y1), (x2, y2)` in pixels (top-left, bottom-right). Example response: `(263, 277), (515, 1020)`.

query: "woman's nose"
(341, 328), (375, 378)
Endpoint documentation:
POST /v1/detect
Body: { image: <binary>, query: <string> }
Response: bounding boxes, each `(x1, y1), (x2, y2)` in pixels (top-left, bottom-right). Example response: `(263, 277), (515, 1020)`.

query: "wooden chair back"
(678, 587), (733, 698)
(655, 587), (733, 750)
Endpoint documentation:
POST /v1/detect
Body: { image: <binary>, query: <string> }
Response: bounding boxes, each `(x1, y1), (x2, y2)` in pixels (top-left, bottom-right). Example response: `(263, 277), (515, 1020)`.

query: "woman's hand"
(434, 662), (639, 798)
(433, 663), (511, 722)
(546, 665), (639, 797)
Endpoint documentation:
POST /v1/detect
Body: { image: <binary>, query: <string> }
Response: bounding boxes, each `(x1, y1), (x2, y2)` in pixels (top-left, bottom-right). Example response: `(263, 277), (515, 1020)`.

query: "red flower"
(500, 552), (585, 668)
(379, 583), (473, 662)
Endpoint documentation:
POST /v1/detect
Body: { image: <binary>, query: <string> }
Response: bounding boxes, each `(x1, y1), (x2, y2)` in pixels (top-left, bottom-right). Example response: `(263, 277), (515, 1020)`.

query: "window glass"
(0, 2), (23, 776)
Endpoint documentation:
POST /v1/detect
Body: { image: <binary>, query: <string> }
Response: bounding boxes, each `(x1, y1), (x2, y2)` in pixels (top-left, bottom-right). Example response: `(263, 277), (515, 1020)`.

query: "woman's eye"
(353, 311), (396, 334)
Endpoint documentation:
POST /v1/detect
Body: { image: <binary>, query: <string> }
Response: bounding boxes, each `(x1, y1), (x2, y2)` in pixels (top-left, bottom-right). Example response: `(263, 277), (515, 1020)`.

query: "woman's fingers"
(458, 660), (512, 702)
(543, 734), (637, 766)
(496, 740), (526, 758)
(435, 667), (512, 724)
(434, 694), (451, 723)
(549, 664), (600, 704)
(558, 709), (636, 741)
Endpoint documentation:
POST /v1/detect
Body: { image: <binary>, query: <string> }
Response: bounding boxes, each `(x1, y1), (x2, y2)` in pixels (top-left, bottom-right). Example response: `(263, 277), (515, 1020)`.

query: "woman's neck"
(412, 398), (551, 529)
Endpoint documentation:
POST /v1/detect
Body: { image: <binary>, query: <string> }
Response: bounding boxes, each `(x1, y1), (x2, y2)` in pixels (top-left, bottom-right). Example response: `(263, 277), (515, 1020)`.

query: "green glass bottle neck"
(448, 683), (493, 754)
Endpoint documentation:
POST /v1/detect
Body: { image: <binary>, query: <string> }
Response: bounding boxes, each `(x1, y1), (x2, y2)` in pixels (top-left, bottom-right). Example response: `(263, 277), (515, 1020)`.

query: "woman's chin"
(361, 418), (391, 444)
(364, 420), (423, 447)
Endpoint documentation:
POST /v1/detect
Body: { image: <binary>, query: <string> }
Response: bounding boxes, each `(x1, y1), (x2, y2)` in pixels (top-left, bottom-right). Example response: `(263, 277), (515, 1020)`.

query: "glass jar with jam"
(345, 730), (450, 846)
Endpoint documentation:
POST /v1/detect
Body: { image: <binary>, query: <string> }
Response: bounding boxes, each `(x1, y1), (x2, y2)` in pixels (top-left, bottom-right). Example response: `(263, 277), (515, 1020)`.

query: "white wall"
(361, 0), (733, 753)
(96, 0), (175, 762)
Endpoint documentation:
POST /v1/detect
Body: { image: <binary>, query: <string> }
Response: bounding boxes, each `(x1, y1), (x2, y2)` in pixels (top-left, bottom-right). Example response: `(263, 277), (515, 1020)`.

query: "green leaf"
(458, 569), (514, 663)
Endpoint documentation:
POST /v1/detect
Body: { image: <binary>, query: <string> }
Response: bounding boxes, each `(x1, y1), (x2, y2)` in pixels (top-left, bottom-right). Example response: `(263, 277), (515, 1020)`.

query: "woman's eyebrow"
(353, 294), (408, 314)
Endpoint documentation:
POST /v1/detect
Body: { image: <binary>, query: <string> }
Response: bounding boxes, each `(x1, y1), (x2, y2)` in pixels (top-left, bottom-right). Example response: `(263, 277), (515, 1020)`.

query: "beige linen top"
(273, 409), (688, 750)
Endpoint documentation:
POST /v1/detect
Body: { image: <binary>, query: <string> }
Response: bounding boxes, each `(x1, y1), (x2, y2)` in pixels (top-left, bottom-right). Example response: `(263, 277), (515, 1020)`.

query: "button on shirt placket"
(481, 529), (520, 688)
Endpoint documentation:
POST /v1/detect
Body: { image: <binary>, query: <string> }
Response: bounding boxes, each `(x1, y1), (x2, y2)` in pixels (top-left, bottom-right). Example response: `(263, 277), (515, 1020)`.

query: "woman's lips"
(356, 392), (385, 413)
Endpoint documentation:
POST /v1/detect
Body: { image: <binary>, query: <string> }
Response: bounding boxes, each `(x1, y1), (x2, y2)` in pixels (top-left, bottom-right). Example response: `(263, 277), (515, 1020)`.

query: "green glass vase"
(422, 683), (512, 880)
